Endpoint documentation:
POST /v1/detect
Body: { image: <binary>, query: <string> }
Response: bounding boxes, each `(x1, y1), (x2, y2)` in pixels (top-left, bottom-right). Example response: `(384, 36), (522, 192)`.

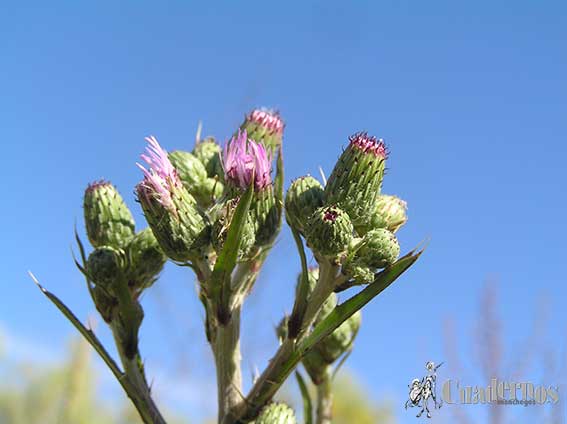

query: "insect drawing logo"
(405, 361), (444, 419)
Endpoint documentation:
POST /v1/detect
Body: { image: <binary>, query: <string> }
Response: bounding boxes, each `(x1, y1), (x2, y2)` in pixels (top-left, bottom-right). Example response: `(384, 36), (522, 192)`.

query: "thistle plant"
(31, 107), (424, 424)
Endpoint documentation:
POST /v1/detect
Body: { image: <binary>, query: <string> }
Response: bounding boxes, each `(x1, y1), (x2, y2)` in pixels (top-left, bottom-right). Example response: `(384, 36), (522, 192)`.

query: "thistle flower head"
(325, 131), (388, 234)
(136, 136), (180, 211)
(240, 108), (284, 154)
(247, 108), (284, 136)
(349, 131), (387, 158)
(222, 130), (272, 191)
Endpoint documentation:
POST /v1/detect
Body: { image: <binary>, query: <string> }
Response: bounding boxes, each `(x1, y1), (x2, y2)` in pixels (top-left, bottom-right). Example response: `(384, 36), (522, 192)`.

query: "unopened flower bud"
(315, 310), (361, 364)
(306, 206), (353, 258)
(251, 186), (279, 248)
(168, 150), (207, 193)
(240, 108), (284, 155)
(169, 150), (223, 208)
(83, 181), (135, 249)
(353, 229), (400, 268)
(136, 136), (211, 262)
(325, 132), (387, 234)
(343, 229), (400, 283)
(370, 194), (408, 233)
(193, 137), (223, 178)
(211, 198), (256, 261)
(192, 177), (224, 208)
(256, 402), (297, 424)
(285, 176), (325, 234)
(126, 228), (167, 293)
(87, 246), (126, 289)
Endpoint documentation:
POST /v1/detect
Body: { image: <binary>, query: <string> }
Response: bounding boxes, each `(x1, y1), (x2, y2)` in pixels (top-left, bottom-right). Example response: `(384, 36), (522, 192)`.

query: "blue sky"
(2, 1), (566, 422)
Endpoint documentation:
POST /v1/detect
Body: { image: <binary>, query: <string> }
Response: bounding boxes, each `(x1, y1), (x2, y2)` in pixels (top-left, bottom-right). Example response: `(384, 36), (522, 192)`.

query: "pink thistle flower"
(348, 132), (387, 158)
(136, 136), (180, 211)
(222, 130), (272, 191)
(248, 109), (284, 135)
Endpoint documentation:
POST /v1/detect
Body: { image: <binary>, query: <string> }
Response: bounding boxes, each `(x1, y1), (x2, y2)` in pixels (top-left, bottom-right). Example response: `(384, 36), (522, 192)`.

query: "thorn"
(195, 120), (203, 144)
(318, 166), (327, 185)
(28, 271), (47, 292)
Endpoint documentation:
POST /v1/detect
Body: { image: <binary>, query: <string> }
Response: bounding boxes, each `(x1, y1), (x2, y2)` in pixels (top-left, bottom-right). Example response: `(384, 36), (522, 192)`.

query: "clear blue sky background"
(2, 1), (566, 423)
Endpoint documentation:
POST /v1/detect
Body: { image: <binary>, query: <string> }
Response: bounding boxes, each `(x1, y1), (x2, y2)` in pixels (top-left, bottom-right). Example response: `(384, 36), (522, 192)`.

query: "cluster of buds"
(60, 107), (416, 424)
(83, 181), (166, 326)
(285, 131), (408, 284)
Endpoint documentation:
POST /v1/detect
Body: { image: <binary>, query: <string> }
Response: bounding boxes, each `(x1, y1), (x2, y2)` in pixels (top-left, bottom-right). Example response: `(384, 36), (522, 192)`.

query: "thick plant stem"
(300, 260), (338, 336)
(213, 306), (243, 423)
(316, 369), (333, 424)
(112, 328), (167, 424)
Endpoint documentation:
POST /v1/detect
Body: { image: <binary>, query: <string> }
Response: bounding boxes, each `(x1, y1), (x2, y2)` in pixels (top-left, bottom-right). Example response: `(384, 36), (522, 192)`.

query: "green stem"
(315, 369), (333, 424)
(112, 326), (167, 424)
(228, 250), (423, 423)
(300, 260), (338, 337)
(212, 306), (243, 423)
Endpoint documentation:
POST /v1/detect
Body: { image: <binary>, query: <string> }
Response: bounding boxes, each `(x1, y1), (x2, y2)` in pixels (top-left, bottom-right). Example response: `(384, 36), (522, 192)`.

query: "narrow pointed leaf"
(29, 272), (125, 382)
(300, 249), (423, 353)
(288, 227), (310, 338)
(211, 184), (254, 320)
(295, 370), (313, 424)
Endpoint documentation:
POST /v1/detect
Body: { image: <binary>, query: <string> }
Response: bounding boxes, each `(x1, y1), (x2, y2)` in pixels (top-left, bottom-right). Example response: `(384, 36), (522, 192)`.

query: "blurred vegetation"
(0, 336), (394, 424)
(0, 339), (144, 424)
(331, 374), (396, 424)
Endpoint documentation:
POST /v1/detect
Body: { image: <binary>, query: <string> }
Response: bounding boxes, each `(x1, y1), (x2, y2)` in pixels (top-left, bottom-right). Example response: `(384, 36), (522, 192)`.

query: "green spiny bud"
(126, 228), (167, 293)
(285, 176), (325, 234)
(137, 137), (211, 262)
(314, 310), (361, 364)
(251, 186), (280, 248)
(240, 109), (284, 156)
(305, 206), (353, 258)
(168, 150), (207, 193)
(325, 132), (387, 234)
(341, 261), (375, 284)
(256, 402), (297, 424)
(349, 229), (400, 268)
(84, 181), (135, 249)
(87, 246), (126, 290)
(370, 194), (408, 233)
(211, 198), (256, 261)
(139, 184), (211, 262)
(192, 177), (224, 208)
(342, 229), (400, 283)
(193, 137), (223, 178)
